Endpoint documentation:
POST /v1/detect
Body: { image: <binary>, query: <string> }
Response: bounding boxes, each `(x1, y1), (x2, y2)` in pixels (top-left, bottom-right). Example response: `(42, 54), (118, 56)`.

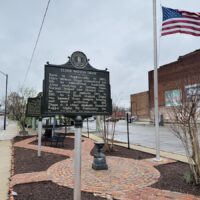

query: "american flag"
(161, 7), (200, 36)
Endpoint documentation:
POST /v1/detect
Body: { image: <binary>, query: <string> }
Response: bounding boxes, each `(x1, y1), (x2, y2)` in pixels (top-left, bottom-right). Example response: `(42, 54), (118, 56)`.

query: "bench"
(42, 129), (52, 145)
(50, 133), (66, 147)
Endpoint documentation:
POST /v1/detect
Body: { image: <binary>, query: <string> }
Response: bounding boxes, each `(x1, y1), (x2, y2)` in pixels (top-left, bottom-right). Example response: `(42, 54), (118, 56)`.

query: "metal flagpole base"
(153, 157), (162, 162)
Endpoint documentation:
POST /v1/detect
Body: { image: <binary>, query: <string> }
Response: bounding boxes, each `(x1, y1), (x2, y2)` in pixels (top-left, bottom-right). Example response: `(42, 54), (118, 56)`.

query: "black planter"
(92, 142), (108, 170)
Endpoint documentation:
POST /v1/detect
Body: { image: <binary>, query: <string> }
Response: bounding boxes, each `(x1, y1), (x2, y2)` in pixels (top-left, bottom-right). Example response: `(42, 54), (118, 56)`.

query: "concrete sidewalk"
(0, 141), (12, 200)
(0, 120), (19, 141)
(0, 120), (19, 200)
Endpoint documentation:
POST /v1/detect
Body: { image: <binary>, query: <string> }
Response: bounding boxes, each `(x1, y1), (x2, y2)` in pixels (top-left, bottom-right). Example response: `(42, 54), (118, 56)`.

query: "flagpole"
(153, 0), (161, 161)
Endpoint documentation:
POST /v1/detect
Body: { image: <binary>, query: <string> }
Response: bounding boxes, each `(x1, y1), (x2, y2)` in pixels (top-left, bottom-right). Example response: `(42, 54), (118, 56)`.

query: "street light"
(0, 70), (8, 130)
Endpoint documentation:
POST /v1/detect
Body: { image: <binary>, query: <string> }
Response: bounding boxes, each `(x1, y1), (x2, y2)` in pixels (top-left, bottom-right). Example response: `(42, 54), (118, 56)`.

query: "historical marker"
(42, 51), (112, 200)
(26, 97), (41, 117)
(43, 51), (112, 116)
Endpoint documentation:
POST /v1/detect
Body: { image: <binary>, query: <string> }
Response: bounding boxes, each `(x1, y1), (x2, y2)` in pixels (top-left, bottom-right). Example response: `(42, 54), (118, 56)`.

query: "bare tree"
(97, 94), (122, 152)
(7, 87), (36, 132)
(168, 77), (200, 184)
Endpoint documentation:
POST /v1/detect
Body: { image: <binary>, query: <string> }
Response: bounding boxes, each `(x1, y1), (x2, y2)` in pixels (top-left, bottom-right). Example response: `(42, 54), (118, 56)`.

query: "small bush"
(183, 171), (194, 184)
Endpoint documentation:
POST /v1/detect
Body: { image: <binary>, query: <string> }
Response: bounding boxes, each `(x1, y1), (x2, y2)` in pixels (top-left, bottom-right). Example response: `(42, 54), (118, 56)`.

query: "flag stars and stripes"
(161, 6), (200, 36)
(162, 7), (182, 21)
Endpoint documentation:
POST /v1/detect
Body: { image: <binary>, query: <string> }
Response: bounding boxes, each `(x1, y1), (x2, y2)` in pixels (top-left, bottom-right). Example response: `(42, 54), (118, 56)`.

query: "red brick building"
(131, 49), (200, 121)
(130, 91), (149, 119)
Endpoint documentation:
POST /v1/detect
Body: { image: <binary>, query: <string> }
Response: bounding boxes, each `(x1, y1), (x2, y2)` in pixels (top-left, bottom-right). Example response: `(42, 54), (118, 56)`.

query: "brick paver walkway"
(11, 136), (200, 200)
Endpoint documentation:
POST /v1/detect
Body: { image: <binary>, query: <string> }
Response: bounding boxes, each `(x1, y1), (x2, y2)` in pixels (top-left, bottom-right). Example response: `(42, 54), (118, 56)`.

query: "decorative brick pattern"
(14, 137), (73, 157)
(47, 156), (160, 196)
(10, 136), (200, 200)
(10, 171), (50, 187)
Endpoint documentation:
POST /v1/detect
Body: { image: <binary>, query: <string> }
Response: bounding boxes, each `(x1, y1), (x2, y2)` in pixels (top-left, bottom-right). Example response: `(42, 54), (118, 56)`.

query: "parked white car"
(128, 116), (137, 123)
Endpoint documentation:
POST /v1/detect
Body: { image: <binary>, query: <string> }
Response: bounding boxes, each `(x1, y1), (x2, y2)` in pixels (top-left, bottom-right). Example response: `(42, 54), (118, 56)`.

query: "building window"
(165, 89), (181, 107)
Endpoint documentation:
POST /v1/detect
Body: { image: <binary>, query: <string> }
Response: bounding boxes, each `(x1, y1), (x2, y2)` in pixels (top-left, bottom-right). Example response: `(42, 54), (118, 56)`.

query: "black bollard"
(92, 142), (108, 170)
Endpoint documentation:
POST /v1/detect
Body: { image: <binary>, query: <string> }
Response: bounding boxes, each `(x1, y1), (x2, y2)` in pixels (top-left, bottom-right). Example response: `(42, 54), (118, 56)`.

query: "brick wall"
(130, 91), (149, 119)
(130, 49), (200, 122)
(149, 49), (200, 111)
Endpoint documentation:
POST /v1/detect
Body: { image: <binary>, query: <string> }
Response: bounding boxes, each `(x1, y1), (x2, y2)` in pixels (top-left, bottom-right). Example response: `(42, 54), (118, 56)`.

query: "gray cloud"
(0, 0), (199, 107)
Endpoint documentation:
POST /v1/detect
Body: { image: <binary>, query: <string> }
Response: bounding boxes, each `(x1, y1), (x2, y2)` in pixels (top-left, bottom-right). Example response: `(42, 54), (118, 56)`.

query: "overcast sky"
(0, 0), (200, 107)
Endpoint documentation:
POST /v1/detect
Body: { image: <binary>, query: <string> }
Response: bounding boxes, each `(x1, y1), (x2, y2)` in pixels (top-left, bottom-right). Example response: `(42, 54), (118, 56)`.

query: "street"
(82, 120), (187, 155)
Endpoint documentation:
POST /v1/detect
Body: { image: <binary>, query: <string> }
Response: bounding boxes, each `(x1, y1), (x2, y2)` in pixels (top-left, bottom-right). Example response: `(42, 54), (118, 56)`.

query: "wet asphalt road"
(82, 120), (186, 155)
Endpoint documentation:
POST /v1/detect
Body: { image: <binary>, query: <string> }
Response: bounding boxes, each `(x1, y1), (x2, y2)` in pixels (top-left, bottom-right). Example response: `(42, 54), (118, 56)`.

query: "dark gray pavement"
(82, 120), (191, 155)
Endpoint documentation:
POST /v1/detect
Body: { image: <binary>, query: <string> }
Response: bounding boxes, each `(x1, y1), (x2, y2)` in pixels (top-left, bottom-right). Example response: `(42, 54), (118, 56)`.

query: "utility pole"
(0, 70), (8, 130)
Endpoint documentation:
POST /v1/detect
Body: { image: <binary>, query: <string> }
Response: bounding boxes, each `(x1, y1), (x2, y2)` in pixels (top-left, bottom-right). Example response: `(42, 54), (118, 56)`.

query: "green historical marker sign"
(26, 97), (41, 117)
(43, 51), (112, 116)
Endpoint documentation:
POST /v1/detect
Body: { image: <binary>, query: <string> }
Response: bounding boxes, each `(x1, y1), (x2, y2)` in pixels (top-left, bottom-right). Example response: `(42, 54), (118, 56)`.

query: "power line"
(23, 0), (51, 85)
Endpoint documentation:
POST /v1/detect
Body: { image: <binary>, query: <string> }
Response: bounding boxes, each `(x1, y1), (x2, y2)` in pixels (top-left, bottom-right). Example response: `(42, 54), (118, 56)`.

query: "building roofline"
(148, 49), (200, 73)
(178, 49), (200, 60)
(131, 91), (149, 96)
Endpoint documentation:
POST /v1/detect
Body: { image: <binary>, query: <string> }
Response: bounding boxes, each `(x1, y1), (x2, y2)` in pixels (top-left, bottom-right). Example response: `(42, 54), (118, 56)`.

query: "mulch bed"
(152, 162), (200, 196)
(13, 136), (69, 174)
(13, 181), (108, 200)
(31, 137), (76, 150)
(104, 145), (155, 160)
(13, 147), (69, 174)
(12, 136), (200, 200)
